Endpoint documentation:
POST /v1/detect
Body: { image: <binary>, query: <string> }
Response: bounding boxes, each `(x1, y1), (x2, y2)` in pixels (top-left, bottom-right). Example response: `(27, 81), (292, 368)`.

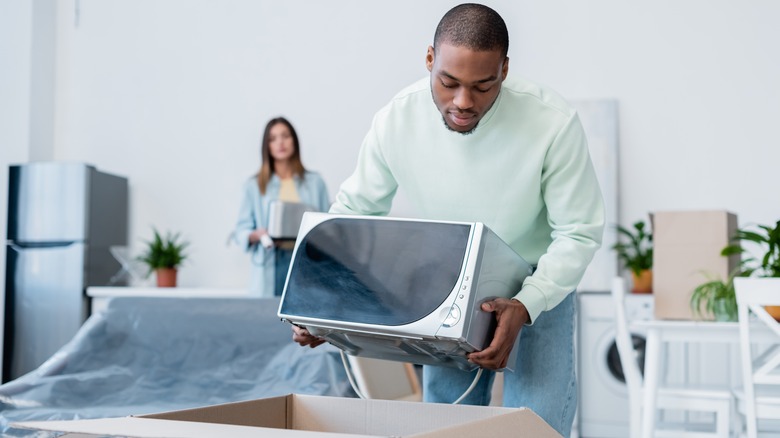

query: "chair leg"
(729, 396), (742, 438)
(656, 396), (733, 438)
(714, 398), (731, 438)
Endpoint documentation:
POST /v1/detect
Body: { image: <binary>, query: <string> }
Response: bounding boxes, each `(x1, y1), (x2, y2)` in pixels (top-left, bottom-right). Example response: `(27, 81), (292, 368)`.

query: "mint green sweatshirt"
(331, 76), (605, 323)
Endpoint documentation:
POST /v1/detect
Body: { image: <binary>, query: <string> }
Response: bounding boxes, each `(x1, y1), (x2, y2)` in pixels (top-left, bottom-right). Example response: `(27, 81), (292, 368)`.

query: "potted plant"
(690, 272), (738, 322)
(138, 228), (189, 287)
(722, 219), (780, 320)
(612, 220), (654, 293)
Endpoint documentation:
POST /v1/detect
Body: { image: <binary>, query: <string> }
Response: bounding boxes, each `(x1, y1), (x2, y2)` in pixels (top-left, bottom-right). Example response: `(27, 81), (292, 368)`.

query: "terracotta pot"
(631, 269), (653, 294)
(156, 268), (178, 287)
(765, 305), (780, 322)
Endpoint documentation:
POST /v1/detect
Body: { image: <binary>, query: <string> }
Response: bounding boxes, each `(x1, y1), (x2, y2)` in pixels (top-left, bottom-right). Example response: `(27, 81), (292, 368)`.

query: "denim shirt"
(233, 171), (330, 296)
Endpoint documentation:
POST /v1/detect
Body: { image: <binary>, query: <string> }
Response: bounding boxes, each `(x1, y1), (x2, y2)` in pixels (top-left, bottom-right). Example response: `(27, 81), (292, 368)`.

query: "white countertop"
(86, 286), (253, 299)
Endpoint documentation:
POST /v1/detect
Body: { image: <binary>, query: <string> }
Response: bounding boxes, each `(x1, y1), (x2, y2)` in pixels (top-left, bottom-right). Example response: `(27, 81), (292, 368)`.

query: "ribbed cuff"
(513, 284), (547, 325)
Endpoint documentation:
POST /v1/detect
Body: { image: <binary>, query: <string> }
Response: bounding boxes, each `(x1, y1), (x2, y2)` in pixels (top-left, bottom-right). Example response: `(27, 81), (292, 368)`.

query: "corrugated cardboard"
(652, 210), (739, 320)
(14, 393), (561, 437)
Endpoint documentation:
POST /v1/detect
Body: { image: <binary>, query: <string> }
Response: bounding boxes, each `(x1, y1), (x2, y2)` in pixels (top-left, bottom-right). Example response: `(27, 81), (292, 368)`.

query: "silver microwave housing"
(277, 213), (533, 371)
(267, 200), (316, 240)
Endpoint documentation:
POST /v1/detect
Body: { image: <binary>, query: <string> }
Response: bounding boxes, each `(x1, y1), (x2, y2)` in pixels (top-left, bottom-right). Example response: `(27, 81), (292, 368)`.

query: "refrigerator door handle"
(8, 241), (78, 250)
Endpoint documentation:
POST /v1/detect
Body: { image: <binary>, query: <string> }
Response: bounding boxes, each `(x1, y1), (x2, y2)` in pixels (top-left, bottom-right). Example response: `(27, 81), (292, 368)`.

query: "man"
(293, 4), (603, 436)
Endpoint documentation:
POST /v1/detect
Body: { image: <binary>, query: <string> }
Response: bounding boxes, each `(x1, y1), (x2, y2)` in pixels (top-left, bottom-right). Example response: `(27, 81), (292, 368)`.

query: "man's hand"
(467, 298), (529, 370)
(292, 325), (326, 348)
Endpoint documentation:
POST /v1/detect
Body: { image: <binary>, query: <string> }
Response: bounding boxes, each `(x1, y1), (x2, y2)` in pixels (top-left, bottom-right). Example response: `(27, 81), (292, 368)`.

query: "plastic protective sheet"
(0, 296), (355, 436)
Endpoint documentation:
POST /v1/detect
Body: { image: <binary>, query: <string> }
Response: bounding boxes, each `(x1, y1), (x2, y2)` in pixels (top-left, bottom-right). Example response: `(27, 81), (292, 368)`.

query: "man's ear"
(426, 46), (435, 72)
(502, 57), (509, 80)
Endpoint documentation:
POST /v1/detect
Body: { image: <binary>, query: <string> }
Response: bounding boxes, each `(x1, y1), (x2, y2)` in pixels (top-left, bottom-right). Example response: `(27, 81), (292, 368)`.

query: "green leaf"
(725, 220), (780, 277)
(136, 227), (190, 275)
(689, 272), (737, 321)
(611, 219), (653, 276)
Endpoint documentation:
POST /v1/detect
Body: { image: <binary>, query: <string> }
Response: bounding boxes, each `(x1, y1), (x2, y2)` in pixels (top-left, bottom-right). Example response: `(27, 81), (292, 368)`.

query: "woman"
(233, 117), (330, 296)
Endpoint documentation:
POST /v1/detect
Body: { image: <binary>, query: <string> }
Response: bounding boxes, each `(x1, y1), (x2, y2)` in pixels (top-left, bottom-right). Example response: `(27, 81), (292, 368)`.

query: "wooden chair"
(611, 277), (732, 438)
(344, 355), (422, 401)
(734, 277), (780, 438)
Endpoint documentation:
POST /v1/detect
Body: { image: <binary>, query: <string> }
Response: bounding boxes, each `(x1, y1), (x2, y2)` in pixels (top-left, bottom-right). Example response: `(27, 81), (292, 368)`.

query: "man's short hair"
(433, 3), (509, 57)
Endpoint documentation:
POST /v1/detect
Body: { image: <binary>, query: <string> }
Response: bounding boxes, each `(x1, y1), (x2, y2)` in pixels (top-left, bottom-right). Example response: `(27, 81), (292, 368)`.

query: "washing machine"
(577, 291), (653, 438)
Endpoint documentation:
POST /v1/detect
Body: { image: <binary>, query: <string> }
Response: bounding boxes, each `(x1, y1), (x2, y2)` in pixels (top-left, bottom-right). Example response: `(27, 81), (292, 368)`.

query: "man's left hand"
(467, 298), (529, 370)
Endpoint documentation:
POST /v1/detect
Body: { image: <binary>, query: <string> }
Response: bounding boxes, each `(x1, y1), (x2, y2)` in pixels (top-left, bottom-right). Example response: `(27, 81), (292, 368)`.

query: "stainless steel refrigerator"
(3, 162), (128, 382)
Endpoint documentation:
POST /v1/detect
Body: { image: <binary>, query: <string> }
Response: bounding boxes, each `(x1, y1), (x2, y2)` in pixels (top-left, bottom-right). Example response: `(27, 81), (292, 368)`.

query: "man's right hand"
(292, 325), (326, 348)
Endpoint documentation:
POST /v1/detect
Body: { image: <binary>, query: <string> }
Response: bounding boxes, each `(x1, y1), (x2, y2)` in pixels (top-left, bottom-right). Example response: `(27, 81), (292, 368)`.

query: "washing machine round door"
(595, 328), (647, 394)
(606, 334), (646, 383)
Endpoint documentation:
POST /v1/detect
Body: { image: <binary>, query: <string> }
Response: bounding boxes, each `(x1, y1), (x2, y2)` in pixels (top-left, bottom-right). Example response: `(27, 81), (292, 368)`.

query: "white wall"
(515, 1), (779, 227)
(0, 0), (34, 377)
(4, 0), (779, 290)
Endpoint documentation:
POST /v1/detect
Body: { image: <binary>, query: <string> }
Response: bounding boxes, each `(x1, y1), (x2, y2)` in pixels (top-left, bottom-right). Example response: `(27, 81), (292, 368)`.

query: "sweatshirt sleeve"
(513, 112), (605, 324)
(329, 111), (399, 215)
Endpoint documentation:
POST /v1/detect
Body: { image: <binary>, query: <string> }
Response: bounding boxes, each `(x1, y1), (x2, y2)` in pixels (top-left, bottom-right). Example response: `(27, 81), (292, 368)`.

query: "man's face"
(426, 43), (508, 134)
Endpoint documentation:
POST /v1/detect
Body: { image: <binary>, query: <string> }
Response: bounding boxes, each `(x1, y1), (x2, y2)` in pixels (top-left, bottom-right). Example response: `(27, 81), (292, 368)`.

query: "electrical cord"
(339, 350), (483, 404)
(453, 367), (483, 404)
(340, 350), (367, 399)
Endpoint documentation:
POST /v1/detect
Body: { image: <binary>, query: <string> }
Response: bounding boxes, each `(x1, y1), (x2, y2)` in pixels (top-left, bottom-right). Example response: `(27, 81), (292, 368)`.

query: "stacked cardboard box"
(652, 210), (739, 320)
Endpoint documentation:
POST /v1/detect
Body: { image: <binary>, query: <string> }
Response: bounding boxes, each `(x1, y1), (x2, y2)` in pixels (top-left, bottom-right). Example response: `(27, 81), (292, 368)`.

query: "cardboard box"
(652, 210), (739, 320)
(14, 393), (561, 437)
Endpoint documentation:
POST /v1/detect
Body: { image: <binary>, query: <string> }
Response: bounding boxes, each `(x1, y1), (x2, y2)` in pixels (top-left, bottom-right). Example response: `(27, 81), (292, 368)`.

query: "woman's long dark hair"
(257, 117), (306, 194)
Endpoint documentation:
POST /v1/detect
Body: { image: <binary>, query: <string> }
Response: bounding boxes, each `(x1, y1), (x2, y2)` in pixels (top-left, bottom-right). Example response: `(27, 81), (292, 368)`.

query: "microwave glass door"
(280, 218), (470, 325)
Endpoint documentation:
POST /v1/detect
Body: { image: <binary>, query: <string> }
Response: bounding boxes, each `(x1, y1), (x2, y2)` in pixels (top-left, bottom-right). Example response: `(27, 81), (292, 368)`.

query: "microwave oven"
(277, 213), (533, 371)
(267, 200), (315, 240)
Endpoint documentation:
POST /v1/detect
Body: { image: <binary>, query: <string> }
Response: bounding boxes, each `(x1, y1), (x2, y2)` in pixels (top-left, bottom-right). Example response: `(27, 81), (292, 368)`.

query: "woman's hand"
(249, 229), (273, 248)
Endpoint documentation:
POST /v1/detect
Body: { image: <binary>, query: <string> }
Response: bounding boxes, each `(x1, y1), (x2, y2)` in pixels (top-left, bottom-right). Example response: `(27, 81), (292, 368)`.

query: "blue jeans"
(274, 247), (293, 296)
(423, 293), (577, 437)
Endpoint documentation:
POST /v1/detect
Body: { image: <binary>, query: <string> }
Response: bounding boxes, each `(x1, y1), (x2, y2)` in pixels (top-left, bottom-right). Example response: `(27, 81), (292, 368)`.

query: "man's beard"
(441, 116), (477, 135)
(431, 89), (478, 135)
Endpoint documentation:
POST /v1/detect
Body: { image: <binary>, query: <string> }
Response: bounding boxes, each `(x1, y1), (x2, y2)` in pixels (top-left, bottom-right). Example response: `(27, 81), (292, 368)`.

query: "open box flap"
(14, 394), (559, 438)
(410, 408), (561, 438)
(14, 416), (377, 438)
